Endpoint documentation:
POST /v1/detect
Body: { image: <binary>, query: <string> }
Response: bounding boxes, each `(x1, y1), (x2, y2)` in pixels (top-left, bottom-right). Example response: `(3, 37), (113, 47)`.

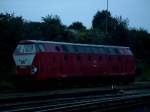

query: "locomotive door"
(85, 55), (98, 76)
(62, 54), (72, 78)
(50, 53), (61, 77)
(91, 56), (98, 76)
(32, 54), (41, 77)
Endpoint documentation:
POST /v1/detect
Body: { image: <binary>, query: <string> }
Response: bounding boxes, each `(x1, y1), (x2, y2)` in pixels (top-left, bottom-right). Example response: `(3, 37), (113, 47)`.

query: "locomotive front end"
(13, 43), (37, 78)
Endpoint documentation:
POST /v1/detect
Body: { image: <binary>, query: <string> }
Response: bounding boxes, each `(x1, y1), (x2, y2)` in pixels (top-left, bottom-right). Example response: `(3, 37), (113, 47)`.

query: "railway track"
(1, 90), (150, 112)
(0, 84), (150, 112)
(0, 90), (150, 112)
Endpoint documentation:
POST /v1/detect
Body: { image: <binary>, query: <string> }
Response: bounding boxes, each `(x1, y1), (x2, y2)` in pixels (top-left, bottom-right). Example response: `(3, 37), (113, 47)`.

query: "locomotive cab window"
(15, 44), (35, 53)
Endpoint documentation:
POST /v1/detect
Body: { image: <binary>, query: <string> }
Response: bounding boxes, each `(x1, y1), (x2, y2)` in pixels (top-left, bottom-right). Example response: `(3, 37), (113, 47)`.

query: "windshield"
(15, 44), (35, 54)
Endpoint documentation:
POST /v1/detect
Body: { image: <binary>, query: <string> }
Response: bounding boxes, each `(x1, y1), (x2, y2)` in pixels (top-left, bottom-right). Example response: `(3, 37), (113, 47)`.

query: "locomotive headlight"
(31, 66), (37, 75)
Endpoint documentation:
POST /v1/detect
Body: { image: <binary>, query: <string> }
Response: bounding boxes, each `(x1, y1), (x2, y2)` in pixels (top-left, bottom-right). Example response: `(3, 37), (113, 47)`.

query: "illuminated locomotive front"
(13, 41), (42, 78)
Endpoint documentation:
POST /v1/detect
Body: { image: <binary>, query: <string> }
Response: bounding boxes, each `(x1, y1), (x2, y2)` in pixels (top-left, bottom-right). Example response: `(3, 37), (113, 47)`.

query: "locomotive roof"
(19, 40), (133, 55)
(20, 40), (129, 49)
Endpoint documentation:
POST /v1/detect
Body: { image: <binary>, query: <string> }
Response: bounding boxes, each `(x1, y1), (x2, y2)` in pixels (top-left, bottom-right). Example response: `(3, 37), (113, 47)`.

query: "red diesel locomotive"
(13, 40), (136, 83)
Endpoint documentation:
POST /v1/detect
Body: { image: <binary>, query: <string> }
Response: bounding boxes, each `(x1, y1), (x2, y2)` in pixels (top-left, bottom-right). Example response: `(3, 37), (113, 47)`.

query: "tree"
(22, 21), (43, 40)
(0, 13), (24, 45)
(92, 10), (111, 31)
(128, 28), (150, 60)
(68, 21), (86, 31)
(41, 15), (64, 41)
(92, 10), (130, 46)
(0, 13), (24, 74)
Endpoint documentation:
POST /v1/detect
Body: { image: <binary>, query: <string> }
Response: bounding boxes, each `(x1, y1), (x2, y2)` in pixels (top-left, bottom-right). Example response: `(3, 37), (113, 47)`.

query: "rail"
(0, 85), (150, 112)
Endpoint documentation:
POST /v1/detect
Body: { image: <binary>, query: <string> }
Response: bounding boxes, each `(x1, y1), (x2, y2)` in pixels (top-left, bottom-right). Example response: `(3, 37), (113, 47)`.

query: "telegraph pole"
(106, 0), (108, 33)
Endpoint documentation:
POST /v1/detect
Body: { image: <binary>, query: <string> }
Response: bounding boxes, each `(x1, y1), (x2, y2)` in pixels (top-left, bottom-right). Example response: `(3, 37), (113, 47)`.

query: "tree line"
(0, 10), (150, 80)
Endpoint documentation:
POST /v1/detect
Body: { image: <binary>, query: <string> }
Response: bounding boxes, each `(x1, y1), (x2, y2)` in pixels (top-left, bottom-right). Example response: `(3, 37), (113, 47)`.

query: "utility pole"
(106, 0), (108, 33)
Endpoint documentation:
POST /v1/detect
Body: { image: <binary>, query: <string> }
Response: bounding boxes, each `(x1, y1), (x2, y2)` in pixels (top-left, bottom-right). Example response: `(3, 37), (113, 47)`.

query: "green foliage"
(22, 22), (43, 40)
(128, 28), (150, 60)
(0, 13), (24, 75)
(41, 15), (65, 41)
(135, 60), (150, 81)
(0, 13), (24, 44)
(42, 15), (61, 25)
(68, 21), (86, 31)
(92, 10), (111, 31)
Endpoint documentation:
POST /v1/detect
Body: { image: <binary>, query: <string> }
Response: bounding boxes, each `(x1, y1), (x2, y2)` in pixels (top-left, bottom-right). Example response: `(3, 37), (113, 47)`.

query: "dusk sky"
(0, 0), (150, 32)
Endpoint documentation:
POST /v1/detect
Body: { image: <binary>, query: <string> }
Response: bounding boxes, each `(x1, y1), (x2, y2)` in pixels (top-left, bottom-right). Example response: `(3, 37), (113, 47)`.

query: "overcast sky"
(0, 0), (150, 32)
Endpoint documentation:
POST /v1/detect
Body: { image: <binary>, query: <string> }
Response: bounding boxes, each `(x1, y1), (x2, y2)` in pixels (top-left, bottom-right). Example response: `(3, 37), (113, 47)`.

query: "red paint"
(14, 40), (136, 81)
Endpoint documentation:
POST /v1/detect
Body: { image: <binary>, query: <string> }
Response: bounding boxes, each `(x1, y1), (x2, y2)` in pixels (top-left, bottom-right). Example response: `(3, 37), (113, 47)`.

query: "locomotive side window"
(62, 45), (68, 53)
(99, 48), (105, 54)
(67, 45), (74, 53)
(109, 48), (117, 55)
(126, 48), (133, 55)
(73, 46), (78, 53)
(114, 48), (120, 54)
(84, 46), (89, 53)
(91, 47), (97, 54)
(77, 46), (83, 53)
(35, 44), (45, 52)
(38, 44), (45, 51)
(104, 48), (110, 54)
(35, 45), (40, 52)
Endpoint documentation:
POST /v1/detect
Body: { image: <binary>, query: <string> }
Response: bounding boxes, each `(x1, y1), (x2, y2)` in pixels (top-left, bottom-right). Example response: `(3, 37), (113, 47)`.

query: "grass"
(0, 80), (15, 91)
(135, 60), (150, 82)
